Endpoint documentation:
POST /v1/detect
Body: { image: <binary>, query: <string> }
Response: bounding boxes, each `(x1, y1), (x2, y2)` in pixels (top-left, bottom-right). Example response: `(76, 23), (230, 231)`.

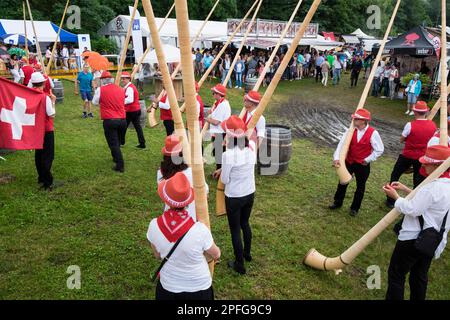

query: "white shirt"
(333, 125), (384, 163)
(375, 66), (384, 78)
(157, 167), (209, 221)
(62, 48), (69, 58)
(428, 135), (450, 147)
(45, 96), (55, 117)
(209, 99), (231, 134)
(147, 221), (213, 293)
(244, 110), (266, 138)
(158, 96), (171, 110)
(224, 59), (231, 70)
(92, 87), (101, 106)
(395, 178), (450, 259)
(333, 59), (342, 69)
(124, 83), (134, 105)
(46, 49), (52, 59)
(401, 119), (428, 138)
(221, 147), (256, 198)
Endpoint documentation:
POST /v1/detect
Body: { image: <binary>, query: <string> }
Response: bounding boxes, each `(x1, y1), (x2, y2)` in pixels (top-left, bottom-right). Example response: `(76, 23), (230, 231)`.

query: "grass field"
(1, 73), (449, 300)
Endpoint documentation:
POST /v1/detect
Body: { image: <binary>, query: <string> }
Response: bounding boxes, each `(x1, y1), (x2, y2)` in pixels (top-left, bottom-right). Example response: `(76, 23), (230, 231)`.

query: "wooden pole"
(335, 0), (401, 185)
(45, 0), (70, 75)
(23, 1), (28, 58)
(428, 83), (450, 120)
(239, 0), (303, 118)
(439, 0), (448, 146)
(130, 2), (176, 80)
(142, 0), (191, 164)
(115, 0), (139, 85)
(25, 0), (45, 73)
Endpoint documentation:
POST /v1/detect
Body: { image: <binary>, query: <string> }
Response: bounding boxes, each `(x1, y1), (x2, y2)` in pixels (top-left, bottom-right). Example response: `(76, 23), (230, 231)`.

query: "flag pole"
(25, 0), (46, 74)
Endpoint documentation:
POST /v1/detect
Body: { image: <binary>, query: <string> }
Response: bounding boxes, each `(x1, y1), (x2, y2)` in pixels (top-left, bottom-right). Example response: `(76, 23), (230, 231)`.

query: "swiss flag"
(0, 77), (47, 150)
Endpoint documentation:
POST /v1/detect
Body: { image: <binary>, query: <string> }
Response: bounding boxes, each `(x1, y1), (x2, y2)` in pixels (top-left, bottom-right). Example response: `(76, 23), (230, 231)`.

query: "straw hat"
(100, 71), (112, 79)
(419, 145), (450, 165)
(30, 72), (46, 84)
(158, 172), (194, 208)
(245, 90), (261, 104)
(161, 135), (183, 156)
(211, 84), (226, 96)
(413, 101), (429, 112)
(121, 72), (131, 79)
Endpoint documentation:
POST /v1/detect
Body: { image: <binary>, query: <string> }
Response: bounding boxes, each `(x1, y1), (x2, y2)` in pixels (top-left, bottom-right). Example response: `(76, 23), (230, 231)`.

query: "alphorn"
(303, 157), (450, 272)
(23, 1), (28, 58)
(335, 0), (401, 185)
(45, 0), (70, 75)
(25, 0), (46, 72)
(147, 0), (221, 128)
(178, 0), (261, 113)
(200, 0), (263, 139)
(174, 0), (215, 275)
(439, 0), (448, 146)
(115, 0), (139, 85)
(131, 2), (176, 80)
(142, 0), (191, 165)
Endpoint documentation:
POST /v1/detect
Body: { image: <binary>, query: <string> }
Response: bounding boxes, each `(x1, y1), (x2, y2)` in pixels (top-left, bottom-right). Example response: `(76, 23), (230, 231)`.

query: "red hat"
(195, 81), (199, 92)
(34, 63), (42, 71)
(100, 71), (112, 79)
(245, 90), (261, 104)
(352, 108), (371, 121)
(211, 84), (226, 96)
(158, 172), (195, 208)
(162, 135), (183, 156)
(221, 115), (247, 138)
(419, 145), (450, 165)
(121, 71), (131, 78)
(413, 101), (429, 112)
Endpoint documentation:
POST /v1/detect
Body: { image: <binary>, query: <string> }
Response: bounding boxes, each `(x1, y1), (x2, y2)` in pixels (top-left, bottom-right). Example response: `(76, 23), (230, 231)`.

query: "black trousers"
(155, 281), (214, 300)
(103, 119), (127, 170)
(387, 154), (425, 205)
(123, 110), (146, 146)
(212, 133), (226, 170)
(315, 66), (322, 82)
(350, 71), (360, 87)
(35, 131), (54, 188)
(225, 193), (255, 264)
(163, 120), (175, 136)
(386, 239), (433, 300)
(334, 162), (370, 211)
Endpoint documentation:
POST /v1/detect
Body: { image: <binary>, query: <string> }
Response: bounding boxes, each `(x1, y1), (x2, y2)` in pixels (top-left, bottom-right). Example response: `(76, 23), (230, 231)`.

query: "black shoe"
(112, 166), (124, 173)
(82, 113), (87, 119)
(227, 261), (246, 275)
(350, 209), (359, 217)
(136, 144), (146, 149)
(328, 203), (342, 210)
(244, 254), (252, 262)
(88, 113), (94, 118)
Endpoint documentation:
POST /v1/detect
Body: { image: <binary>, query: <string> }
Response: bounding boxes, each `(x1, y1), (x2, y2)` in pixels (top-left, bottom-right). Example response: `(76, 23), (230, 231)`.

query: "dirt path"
(276, 99), (404, 157)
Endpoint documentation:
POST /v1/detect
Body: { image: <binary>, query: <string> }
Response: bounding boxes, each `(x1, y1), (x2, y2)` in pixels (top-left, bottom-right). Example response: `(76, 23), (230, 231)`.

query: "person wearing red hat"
(207, 84), (231, 171)
(29, 64), (55, 96)
(120, 72), (146, 149)
(243, 90), (266, 148)
(386, 101), (437, 208)
(214, 116), (257, 275)
(157, 135), (209, 221)
(427, 102), (450, 148)
(30, 72), (58, 190)
(152, 89), (174, 136)
(147, 172), (221, 300)
(330, 108), (385, 216)
(92, 71), (127, 172)
(21, 58), (34, 87)
(383, 145), (450, 300)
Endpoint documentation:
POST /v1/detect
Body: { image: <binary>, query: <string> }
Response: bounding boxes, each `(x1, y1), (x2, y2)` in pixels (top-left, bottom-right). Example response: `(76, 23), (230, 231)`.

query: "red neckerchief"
(157, 209), (194, 243)
(244, 110), (252, 125)
(212, 97), (225, 112)
(419, 167), (450, 179)
(441, 171), (450, 179)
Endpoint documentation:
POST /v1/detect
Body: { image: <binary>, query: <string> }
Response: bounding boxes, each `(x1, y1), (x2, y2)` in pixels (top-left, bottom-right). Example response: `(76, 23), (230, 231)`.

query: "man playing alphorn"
(383, 145), (450, 300)
(121, 72), (146, 149)
(243, 90), (266, 148)
(386, 101), (436, 208)
(329, 109), (384, 216)
(154, 91), (174, 136)
(206, 84), (231, 170)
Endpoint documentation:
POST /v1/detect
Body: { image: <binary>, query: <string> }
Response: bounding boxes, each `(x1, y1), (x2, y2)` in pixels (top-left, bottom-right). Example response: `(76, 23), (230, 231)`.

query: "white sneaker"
(409, 111), (415, 116)
(235, 86), (239, 89)
(405, 110), (410, 114)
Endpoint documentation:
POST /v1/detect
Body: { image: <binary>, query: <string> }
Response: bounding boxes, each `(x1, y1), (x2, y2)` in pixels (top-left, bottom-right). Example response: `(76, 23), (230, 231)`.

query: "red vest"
(99, 84), (126, 120)
(346, 126), (375, 164)
(244, 111), (258, 144)
(22, 66), (34, 86)
(197, 94), (205, 128)
(159, 94), (173, 121)
(402, 120), (437, 159)
(124, 83), (141, 112)
(44, 75), (52, 96)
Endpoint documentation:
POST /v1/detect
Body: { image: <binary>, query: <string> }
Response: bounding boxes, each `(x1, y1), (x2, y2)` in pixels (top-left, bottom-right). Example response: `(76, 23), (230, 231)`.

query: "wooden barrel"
(53, 79), (64, 104)
(257, 125), (292, 176)
(128, 100), (147, 130)
(154, 75), (184, 101)
(245, 76), (258, 93)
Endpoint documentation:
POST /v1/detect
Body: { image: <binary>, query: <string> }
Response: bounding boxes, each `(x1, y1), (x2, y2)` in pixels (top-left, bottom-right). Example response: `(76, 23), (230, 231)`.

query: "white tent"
(351, 28), (376, 40)
(141, 44), (180, 64)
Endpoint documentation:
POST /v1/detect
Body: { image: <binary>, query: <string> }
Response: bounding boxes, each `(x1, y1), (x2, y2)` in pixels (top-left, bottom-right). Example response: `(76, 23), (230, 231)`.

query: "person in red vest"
(243, 90), (266, 148)
(92, 71), (127, 173)
(28, 64), (54, 96)
(21, 58), (34, 87)
(153, 88), (174, 136)
(427, 101), (450, 148)
(30, 72), (57, 190)
(386, 101), (437, 208)
(120, 72), (146, 149)
(329, 109), (385, 216)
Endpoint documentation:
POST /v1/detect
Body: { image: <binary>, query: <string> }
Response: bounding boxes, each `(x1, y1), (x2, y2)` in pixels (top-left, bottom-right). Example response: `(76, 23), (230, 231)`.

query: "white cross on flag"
(0, 77), (46, 150)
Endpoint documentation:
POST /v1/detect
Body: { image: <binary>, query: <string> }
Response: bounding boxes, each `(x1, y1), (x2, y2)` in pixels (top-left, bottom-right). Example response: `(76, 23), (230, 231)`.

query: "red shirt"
(346, 126), (375, 165)
(402, 120), (437, 160)
(99, 84), (126, 120)
(22, 65), (34, 86)
(124, 83), (141, 112)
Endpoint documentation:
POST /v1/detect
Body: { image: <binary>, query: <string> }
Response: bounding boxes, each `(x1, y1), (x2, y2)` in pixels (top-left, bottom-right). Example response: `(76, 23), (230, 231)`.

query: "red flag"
(322, 32), (336, 42)
(0, 77), (47, 150)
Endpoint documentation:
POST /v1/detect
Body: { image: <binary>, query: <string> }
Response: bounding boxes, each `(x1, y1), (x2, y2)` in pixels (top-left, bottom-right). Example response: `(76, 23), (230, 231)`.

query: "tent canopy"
(0, 19), (78, 43)
(373, 26), (437, 57)
(351, 28), (375, 39)
(342, 35), (360, 44)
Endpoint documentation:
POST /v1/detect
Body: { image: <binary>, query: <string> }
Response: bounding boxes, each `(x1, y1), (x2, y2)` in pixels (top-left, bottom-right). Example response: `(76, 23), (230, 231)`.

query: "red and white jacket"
(159, 94), (173, 121)
(243, 109), (266, 145)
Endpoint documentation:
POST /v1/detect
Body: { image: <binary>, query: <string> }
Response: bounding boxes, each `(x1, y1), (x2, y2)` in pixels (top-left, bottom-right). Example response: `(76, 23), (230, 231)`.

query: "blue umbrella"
(0, 34), (35, 46)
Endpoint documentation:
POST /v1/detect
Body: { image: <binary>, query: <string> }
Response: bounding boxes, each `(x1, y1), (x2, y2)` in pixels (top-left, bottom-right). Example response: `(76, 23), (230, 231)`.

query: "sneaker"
(136, 144), (146, 149)
(409, 111), (414, 116)
(328, 203), (342, 210)
(405, 110), (410, 114)
(235, 86), (239, 89)
(244, 254), (252, 262)
(112, 166), (124, 173)
(227, 261), (246, 275)
(350, 209), (359, 217)
(82, 113), (87, 119)
(88, 113), (94, 118)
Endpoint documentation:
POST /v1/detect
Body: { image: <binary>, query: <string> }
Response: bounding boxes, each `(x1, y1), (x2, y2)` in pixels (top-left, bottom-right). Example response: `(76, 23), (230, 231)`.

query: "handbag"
(414, 211), (448, 258)
(151, 229), (190, 282)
